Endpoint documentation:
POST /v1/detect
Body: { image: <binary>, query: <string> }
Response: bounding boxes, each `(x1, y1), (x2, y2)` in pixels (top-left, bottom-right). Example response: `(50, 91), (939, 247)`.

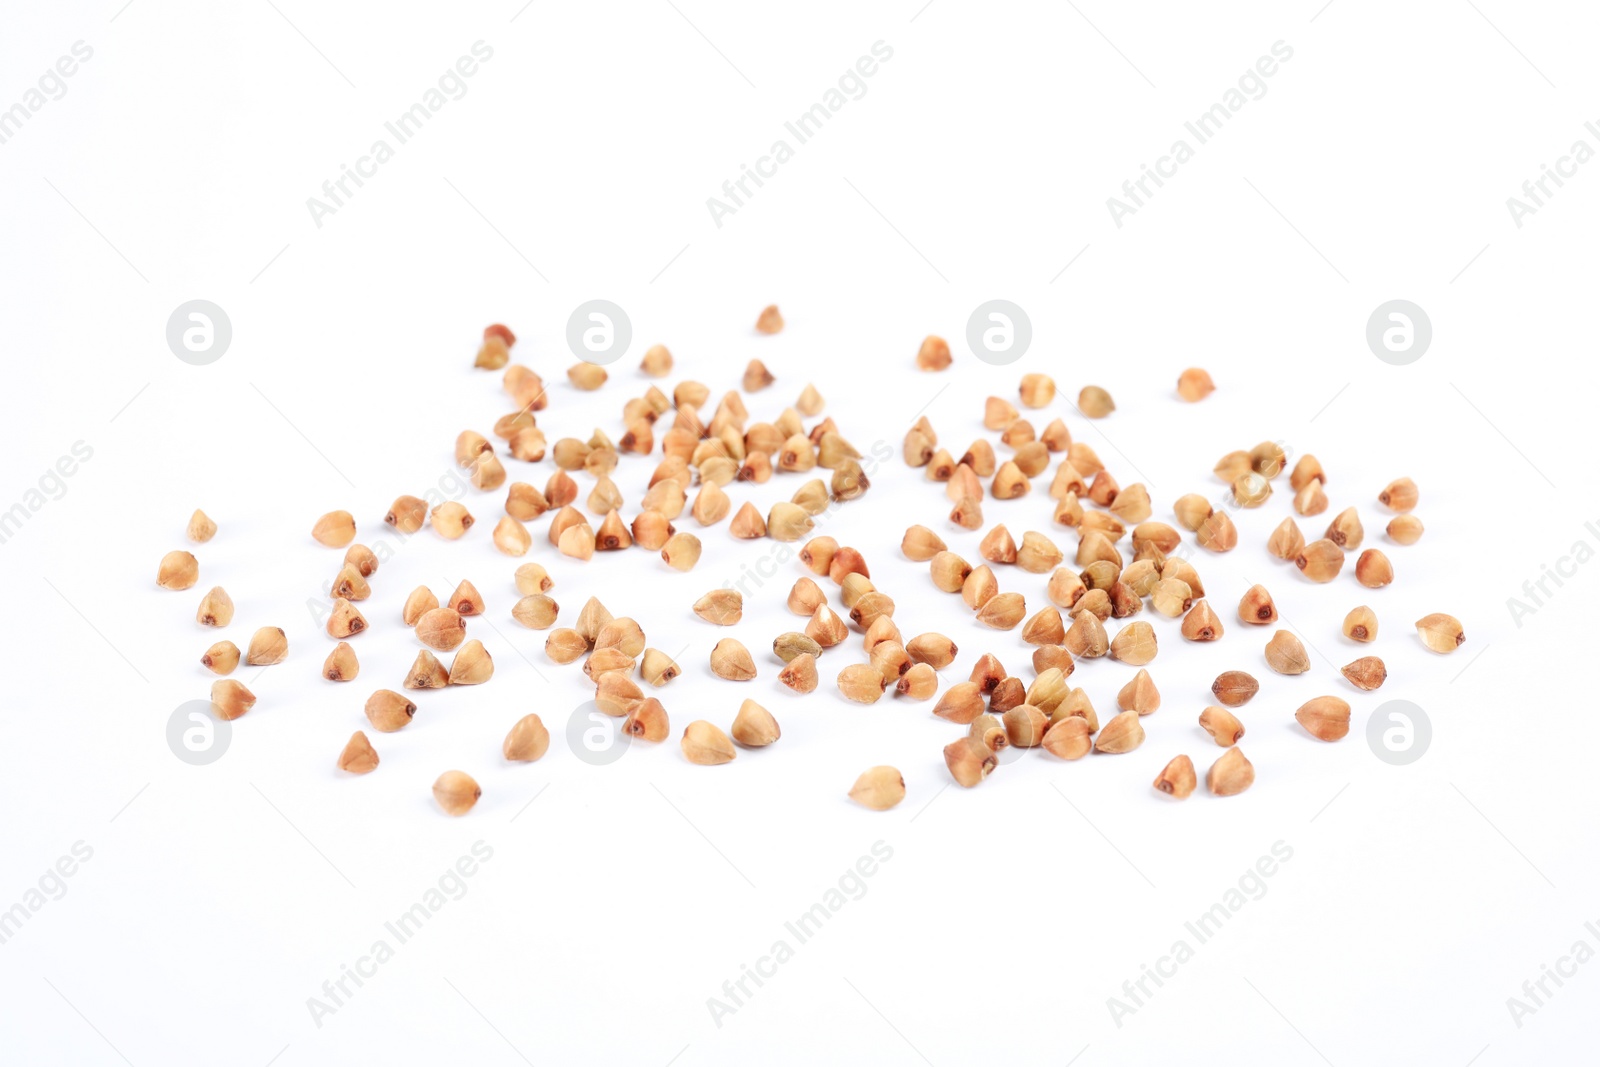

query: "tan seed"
(1295, 539), (1345, 582)
(1017, 531), (1064, 574)
(990, 676), (1027, 712)
(157, 550), (199, 591)
(1355, 549), (1393, 588)
(195, 586), (234, 628)
(930, 551), (972, 593)
(403, 586), (439, 627)
(512, 595), (559, 630)
(624, 698), (670, 741)
(492, 516), (532, 556)
(906, 632), (958, 669)
(1341, 655), (1387, 691)
(544, 628), (587, 665)
(558, 522), (596, 560)
(1180, 600), (1223, 642)
(1095, 711), (1145, 754)
(969, 713), (1008, 752)
(980, 525), (1017, 565)
(444, 579), (482, 617)
(433, 771), (481, 816)
(1211, 670), (1259, 707)
(211, 679), (256, 721)
(512, 563), (552, 597)
(471, 452), (507, 491)
(837, 663), (887, 704)
(503, 714), (551, 761)
(1078, 385), (1115, 418)
(976, 591), (1026, 630)
(330, 564), (370, 602)
(639, 343), (673, 377)
(245, 626), (287, 665)
(1231, 472), (1272, 508)
(966, 569), (1005, 614)
(1117, 668), (1161, 715)
(1293, 480), (1329, 517)
(404, 649), (450, 689)
(1199, 706), (1245, 746)
(1342, 606), (1378, 643)
(595, 672), (645, 717)
(710, 639), (756, 681)
(1173, 493), (1213, 532)
(186, 509), (217, 543)
(932, 681), (985, 724)
(323, 642), (358, 682)
(201, 640), (239, 675)
(731, 700), (781, 747)
(448, 640), (493, 685)
(1151, 578), (1193, 618)
(430, 501), (474, 540)
(1325, 507), (1364, 550)
(806, 604), (848, 648)
(311, 510), (356, 547)
(1268, 518), (1306, 561)
(1153, 755), (1196, 798)
(337, 731), (378, 774)
(848, 766), (906, 810)
(754, 304), (784, 334)
(1238, 585), (1277, 625)
(456, 429), (492, 467)
(1264, 630), (1310, 674)
(1296, 696), (1351, 741)
(631, 509), (674, 550)
(1379, 477), (1418, 512)
(386, 495), (427, 533)
(683, 720), (737, 765)
(779, 653), (820, 694)
(365, 689), (416, 732)
(640, 647), (681, 687)
(1195, 510), (1238, 552)
(1176, 368), (1215, 402)
(415, 607), (465, 652)
(1003, 704), (1048, 747)
(944, 737), (997, 785)
(1026, 668), (1070, 714)
(1416, 613), (1465, 654)
(1387, 515), (1424, 545)
(1064, 610), (1109, 657)
(896, 662), (938, 700)
(968, 653), (1006, 694)
(1061, 687), (1100, 732)
(1206, 748), (1255, 796)
(693, 589), (743, 626)
(1041, 717), (1092, 760)
(1109, 621), (1157, 665)
(830, 546), (870, 585)
(916, 335), (952, 371)
(661, 532), (703, 571)
(568, 361), (608, 390)
(801, 536), (840, 575)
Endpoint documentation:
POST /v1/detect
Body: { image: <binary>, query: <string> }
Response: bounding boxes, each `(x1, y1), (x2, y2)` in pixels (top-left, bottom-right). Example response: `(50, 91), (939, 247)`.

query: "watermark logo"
(566, 300), (631, 366)
(1366, 700), (1430, 765)
(966, 300), (1032, 366)
(167, 699), (231, 765)
(567, 700), (627, 766)
(1365, 300), (1430, 365)
(1106, 840), (1295, 1028)
(167, 300), (232, 365)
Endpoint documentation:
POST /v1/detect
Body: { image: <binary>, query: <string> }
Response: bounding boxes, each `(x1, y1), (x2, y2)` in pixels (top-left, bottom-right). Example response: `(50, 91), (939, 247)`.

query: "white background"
(2, 1), (1597, 1064)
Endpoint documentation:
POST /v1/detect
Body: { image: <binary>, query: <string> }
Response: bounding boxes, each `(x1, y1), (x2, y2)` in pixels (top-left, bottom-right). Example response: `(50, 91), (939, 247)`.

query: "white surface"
(1, 1), (1596, 1064)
